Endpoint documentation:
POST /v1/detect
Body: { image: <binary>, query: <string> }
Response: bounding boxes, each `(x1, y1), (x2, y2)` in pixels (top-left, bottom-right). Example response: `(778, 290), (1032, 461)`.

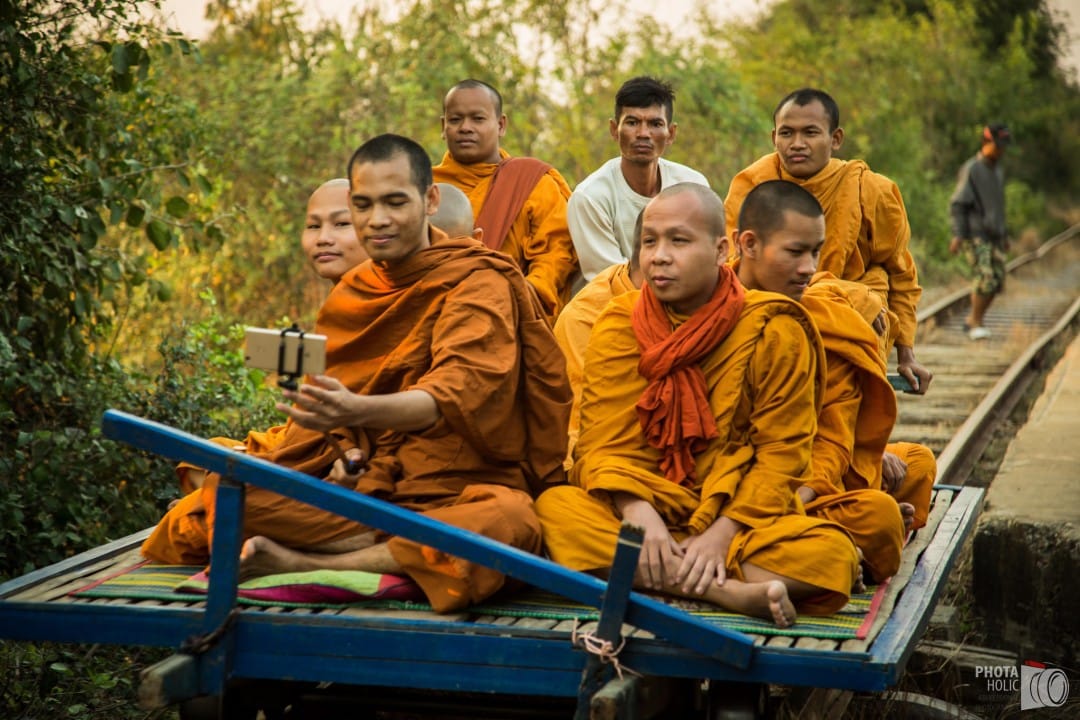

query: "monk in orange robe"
(536, 183), (860, 627)
(143, 135), (571, 613)
(723, 88), (933, 395)
(433, 79), (577, 321)
(733, 180), (934, 583)
(553, 212), (644, 467)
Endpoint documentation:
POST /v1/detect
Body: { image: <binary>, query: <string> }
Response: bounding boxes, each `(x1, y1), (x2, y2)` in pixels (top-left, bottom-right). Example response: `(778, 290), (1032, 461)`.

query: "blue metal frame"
(0, 411), (985, 707)
(99, 409), (754, 669)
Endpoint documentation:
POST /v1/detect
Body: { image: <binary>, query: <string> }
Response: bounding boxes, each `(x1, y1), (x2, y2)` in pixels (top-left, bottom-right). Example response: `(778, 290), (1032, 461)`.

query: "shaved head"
(312, 177), (349, 197)
(654, 182), (726, 237)
(430, 183), (476, 238)
(444, 79), (503, 116)
(737, 180), (824, 240)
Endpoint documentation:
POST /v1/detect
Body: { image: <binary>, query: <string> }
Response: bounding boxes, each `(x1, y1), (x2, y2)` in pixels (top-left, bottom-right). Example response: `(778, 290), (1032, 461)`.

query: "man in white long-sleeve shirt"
(568, 76), (709, 288)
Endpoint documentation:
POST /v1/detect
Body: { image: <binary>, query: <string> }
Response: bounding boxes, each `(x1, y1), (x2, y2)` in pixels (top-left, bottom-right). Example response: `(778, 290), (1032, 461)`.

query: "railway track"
(832, 225), (1080, 719)
(891, 224), (1080, 485)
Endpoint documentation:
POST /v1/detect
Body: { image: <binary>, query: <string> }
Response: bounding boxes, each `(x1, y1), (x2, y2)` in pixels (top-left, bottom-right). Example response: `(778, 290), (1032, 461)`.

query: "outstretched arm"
(869, 179), (932, 393)
(279, 375), (440, 433)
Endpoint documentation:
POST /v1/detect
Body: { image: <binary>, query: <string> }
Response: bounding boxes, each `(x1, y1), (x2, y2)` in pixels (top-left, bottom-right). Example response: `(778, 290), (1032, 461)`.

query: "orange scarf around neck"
(632, 264), (745, 487)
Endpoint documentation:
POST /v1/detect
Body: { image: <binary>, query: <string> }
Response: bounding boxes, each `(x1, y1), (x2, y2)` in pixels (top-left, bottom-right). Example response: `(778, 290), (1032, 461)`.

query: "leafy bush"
(0, 642), (177, 720)
(0, 299), (279, 581)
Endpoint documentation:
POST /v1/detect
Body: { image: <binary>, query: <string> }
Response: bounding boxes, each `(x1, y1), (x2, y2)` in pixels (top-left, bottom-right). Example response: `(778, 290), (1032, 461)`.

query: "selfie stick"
(276, 323), (306, 391)
(276, 324), (361, 475)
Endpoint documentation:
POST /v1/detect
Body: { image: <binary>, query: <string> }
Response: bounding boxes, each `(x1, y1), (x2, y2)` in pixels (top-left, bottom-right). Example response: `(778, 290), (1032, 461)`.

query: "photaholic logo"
(1020, 660), (1070, 710)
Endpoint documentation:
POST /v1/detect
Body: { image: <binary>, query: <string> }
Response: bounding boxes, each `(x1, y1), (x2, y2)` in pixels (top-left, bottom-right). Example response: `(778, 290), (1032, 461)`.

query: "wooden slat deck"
(0, 411), (984, 706)
(6, 487), (958, 650)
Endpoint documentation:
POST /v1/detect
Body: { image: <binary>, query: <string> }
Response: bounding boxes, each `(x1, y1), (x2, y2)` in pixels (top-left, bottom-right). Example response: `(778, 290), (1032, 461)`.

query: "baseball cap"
(983, 123), (1012, 147)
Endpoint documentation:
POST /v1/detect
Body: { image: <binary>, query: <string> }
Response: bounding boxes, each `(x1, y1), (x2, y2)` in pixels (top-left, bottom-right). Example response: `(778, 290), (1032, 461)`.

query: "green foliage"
(1, 1), (220, 371)
(0, 295), (279, 581)
(1005, 180), (1054, 241)
(0, 642), (176, 720)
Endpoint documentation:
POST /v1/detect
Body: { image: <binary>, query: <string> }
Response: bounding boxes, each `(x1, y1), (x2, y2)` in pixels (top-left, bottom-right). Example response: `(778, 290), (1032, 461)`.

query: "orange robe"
(143, 231), (572, 612)
(537, 289), (860, 615)
(433, 149), (577, 320)
(724, 154), (921, 352)
(885, 441), (935, 530)
(798, 275), (905, 582)
(552, 262), (637, 467)
(176, 427), (288, 494)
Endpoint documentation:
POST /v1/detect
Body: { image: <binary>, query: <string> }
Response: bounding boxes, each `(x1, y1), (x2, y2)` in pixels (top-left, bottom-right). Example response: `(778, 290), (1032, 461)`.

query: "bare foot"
(853, 547), (867, 594)
(765, 580), (797, 628)
(681, 578), (797, 628)
(238, 535), (313, 581)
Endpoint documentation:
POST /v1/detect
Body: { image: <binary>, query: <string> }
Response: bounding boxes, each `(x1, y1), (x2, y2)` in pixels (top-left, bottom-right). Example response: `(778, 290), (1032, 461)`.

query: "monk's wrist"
(895, 344), (916, 365)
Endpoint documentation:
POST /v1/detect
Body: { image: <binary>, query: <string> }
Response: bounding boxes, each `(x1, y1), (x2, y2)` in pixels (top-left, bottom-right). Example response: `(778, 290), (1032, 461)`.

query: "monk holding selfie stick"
(141, 135), (570, 613)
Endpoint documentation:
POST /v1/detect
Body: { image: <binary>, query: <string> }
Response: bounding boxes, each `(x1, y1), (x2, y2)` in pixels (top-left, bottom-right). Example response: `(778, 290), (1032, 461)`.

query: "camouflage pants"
(964, 237), (1006, 296)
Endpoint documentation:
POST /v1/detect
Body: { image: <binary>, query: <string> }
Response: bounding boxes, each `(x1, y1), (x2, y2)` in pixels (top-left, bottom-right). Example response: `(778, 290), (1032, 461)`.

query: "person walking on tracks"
(141, 134), (572, 613)
(949, 123), (1012, 341)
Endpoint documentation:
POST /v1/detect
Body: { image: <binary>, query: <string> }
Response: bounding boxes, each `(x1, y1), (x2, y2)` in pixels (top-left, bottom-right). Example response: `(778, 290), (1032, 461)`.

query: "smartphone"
(244, 327), (327, 376)
(887, 372), (917, 393)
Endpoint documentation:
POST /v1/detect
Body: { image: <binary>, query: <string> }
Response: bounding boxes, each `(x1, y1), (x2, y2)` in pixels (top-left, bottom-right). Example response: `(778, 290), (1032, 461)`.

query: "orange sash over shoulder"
(632, 265), (745, 486)
(802, 273), (896, 492)
(433, 150), (576, 319)
(475, 158), (553, 252)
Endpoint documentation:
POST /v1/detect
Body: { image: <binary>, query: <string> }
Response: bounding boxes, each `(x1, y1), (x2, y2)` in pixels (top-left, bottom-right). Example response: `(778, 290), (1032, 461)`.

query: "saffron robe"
(884, 441), (935, 530)
(553, 262), (637, 467)
(796, 276), (934, 580)
(537, 290), (860, 615)
(142, 231), (572, 612)
(434, 149), (577, 320)
(798, 275), (906, 582)
(723, 154), (922, 352)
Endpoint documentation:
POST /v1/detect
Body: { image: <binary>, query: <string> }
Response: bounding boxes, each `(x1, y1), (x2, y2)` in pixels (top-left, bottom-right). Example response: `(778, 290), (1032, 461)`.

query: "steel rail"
(934, 294), (1080, 485)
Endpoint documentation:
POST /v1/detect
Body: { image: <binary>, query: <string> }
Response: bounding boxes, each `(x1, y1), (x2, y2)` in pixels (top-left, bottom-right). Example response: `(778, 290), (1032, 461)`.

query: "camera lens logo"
(1020, 661), (1069, 710)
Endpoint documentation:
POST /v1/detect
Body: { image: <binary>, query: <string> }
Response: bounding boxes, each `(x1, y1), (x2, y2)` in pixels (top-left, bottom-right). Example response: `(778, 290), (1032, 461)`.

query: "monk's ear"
(738, 230), (759, 259)
(440, 115), (448, 141)
(831, 126), (845, 152)
(425, 183), (440, 217)
(716, 235), (729, 266)
(472, 227), (484, 244)
(497, 114), (508, 139)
